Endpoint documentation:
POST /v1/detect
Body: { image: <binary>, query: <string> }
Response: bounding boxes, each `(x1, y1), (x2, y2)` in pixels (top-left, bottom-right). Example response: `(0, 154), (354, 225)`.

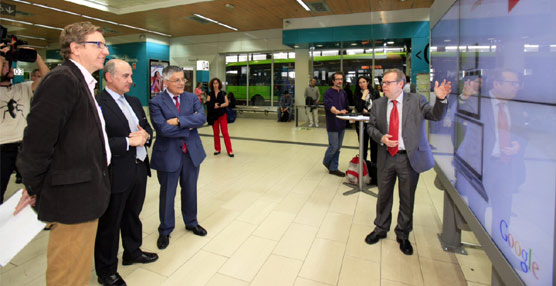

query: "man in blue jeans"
(323, 72), (351, 177)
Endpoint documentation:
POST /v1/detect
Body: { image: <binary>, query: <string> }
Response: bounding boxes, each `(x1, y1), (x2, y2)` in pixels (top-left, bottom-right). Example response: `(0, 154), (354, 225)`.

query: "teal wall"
(109, 42), (169, 106)
(283, 21), (431, 83)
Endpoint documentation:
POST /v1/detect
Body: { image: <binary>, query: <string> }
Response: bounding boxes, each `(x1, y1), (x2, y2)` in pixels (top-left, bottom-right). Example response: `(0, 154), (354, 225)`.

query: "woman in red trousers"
(206, 77), (234, 157)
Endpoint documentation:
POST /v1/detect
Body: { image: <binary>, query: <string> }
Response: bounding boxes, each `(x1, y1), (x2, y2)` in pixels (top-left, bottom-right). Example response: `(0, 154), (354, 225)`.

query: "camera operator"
(0, 43), (49, 204)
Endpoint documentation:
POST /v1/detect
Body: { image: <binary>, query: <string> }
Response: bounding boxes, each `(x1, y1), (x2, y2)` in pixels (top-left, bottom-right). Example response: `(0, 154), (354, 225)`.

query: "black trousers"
(94, 161), (147, 277)
(374, 152), (420, 240)
(355, 124), (378, 163)
(0, 142), (20, 204)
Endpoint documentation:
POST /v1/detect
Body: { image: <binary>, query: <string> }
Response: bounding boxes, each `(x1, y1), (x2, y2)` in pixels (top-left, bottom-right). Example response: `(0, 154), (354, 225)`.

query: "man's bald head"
(104, 59), (133, 95)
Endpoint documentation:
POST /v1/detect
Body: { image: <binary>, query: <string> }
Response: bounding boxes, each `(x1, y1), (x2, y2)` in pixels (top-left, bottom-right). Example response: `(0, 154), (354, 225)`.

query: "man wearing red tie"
(364, 69), (451, 255)
(149, 66), (207, 250)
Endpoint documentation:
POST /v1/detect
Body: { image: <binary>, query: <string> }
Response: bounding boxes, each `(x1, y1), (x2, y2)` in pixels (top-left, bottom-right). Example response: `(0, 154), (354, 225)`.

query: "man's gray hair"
(162, 65), (183, 80)
(103, 59), (128, 80)
(384, 68), (406, 84)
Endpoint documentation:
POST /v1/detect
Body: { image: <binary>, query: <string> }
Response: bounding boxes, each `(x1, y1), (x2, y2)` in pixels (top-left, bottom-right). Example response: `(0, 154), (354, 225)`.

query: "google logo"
(499, 219), (539, 279)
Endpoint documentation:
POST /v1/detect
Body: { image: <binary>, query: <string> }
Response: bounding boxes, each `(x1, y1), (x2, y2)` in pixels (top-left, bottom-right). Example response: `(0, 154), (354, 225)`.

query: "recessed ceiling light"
(11, 0), (172, 37)
(296, 0), (311, 11)
(350, 43), (357, 46)
(444, 39), (451, 42)
(193, 14), (238, 31)
(225, 3), (234, 9)
(387, 41), (394, 45)
(316, 44), (323, 47)
(294, 45), (300, 48)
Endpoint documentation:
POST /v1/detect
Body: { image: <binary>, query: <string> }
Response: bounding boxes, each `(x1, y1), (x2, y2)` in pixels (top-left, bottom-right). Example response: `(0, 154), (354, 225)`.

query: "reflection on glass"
(430, 0), (556, 284)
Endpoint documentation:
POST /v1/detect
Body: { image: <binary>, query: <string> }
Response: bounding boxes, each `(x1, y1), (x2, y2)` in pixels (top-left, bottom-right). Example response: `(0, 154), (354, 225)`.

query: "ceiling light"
(16, 35), (47, 41)
(193, 14), (238, 31)
(1, 18), (34, 26)
(296, 0), (311, 11)
(0, 18), (65, 31)
(387, 41), (394, 45)
(35, 24), (64, 31)
(65, 0), (109, 12)
(9, 0), (172, 37)
(316, 44), (323, 47)
(350, 43), (357, 46)
(225, 3), (234, 9)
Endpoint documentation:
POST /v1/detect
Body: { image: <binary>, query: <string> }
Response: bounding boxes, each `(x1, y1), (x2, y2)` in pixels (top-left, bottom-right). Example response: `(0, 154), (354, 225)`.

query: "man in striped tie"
(149, 66), (208, 250)
(364, 69), (451, 255)
(95, 59), (157, 286)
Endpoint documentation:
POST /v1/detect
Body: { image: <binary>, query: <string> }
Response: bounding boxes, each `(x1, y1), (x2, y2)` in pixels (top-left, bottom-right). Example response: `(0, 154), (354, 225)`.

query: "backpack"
(227, 108), (237, 123)
(346, 155), (371, 185)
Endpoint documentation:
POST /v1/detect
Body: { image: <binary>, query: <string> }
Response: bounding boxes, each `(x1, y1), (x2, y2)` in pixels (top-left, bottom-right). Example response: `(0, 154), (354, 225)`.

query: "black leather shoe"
(396, 238), (414, 255)
(15, 176), (22, 184)
(228, 153), (234, 157)
(186, 224), (207, 236)
(98, 273), (126, 286)
(329, 170), (345, 177)
(214, 151), (220, 155)
(157, 235), (169, 249)
(365, 231), (387, 245)
(122, 251), (159, 265)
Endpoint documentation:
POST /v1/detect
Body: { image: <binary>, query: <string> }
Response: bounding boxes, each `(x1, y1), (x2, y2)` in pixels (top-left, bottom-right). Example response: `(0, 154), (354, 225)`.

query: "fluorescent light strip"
(1, 18), (34, 25)
(16, 35), (48, 41)
(80, 15), (117, 25)
(193, 14), (238, 31)
(296, 0), (311, 11)
(9, 0), (172, 37)
(11, 0), (32, 4)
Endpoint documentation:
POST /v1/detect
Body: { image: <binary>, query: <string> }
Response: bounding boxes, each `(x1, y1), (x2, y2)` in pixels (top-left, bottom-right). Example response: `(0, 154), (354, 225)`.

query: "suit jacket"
(96, 89), (154, 193)
(367, 92), (448, 173)
(149, 90), (206, 172)
(17, 60), (110, 224)
(481, 96), (527, 186)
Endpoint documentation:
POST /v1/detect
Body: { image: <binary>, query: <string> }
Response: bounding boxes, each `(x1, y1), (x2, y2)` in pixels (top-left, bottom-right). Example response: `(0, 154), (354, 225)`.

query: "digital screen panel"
(429, 0), (556, 285)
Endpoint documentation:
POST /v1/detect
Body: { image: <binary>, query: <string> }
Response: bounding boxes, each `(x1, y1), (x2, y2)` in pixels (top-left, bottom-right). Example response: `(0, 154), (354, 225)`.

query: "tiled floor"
(1, 118), (492, 286)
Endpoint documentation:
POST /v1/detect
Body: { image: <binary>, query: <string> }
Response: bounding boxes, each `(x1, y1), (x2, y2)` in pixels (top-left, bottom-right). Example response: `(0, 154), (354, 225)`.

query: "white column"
(294, 48), (310, 123)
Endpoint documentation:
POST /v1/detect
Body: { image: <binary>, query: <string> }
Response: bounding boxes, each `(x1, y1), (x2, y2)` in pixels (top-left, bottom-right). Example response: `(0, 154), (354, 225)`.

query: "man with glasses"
(323, 72), (351, 177)
(15, 22), (111, 285)
(364, 69), (451, 255)
(149, 66), (207, 250)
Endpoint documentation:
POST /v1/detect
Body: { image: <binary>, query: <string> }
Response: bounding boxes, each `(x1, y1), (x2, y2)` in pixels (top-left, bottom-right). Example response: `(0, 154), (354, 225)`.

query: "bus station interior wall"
(106, 41), (169, 106)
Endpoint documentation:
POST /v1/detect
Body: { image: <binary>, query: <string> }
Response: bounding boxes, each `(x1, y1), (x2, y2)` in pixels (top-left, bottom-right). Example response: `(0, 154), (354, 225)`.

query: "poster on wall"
(149, 60), (169, 99)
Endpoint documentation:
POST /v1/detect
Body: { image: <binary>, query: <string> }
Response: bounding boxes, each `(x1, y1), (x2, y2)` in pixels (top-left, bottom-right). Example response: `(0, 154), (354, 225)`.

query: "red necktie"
(498, 102), (510, 162)
(388, 100), (399, 156)
(174, 96), (187, 154)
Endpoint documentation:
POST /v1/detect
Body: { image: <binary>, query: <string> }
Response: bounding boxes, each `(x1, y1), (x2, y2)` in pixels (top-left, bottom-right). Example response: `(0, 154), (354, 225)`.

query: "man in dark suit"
(364, 69), (451, 255)
(457, 69), (527, 238)
(14, 22), (111, 285)
(94, 59), (158, 286)
(149, 65), (207, 249)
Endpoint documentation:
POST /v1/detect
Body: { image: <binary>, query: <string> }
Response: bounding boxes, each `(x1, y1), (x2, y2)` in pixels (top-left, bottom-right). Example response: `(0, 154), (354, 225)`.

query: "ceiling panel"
(0, 0), (433, 46)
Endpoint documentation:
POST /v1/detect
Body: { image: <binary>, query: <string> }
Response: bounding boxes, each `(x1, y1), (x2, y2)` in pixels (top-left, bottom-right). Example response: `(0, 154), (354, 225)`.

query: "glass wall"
(224, 43), (407, 106)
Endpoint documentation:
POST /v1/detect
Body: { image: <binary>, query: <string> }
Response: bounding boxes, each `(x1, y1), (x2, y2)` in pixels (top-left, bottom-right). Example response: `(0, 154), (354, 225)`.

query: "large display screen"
(429, 0), (556, 285)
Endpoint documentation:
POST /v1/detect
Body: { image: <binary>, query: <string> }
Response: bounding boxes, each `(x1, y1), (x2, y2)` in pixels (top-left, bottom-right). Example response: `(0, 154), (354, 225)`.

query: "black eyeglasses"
(79, 41), (108, 49)
(382, 80), (400, 86)
(501, 80), (520, 87)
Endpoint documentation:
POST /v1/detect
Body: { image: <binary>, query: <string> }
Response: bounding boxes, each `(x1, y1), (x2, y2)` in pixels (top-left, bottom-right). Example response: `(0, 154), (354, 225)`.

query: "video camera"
(0, 25), (37, 63)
